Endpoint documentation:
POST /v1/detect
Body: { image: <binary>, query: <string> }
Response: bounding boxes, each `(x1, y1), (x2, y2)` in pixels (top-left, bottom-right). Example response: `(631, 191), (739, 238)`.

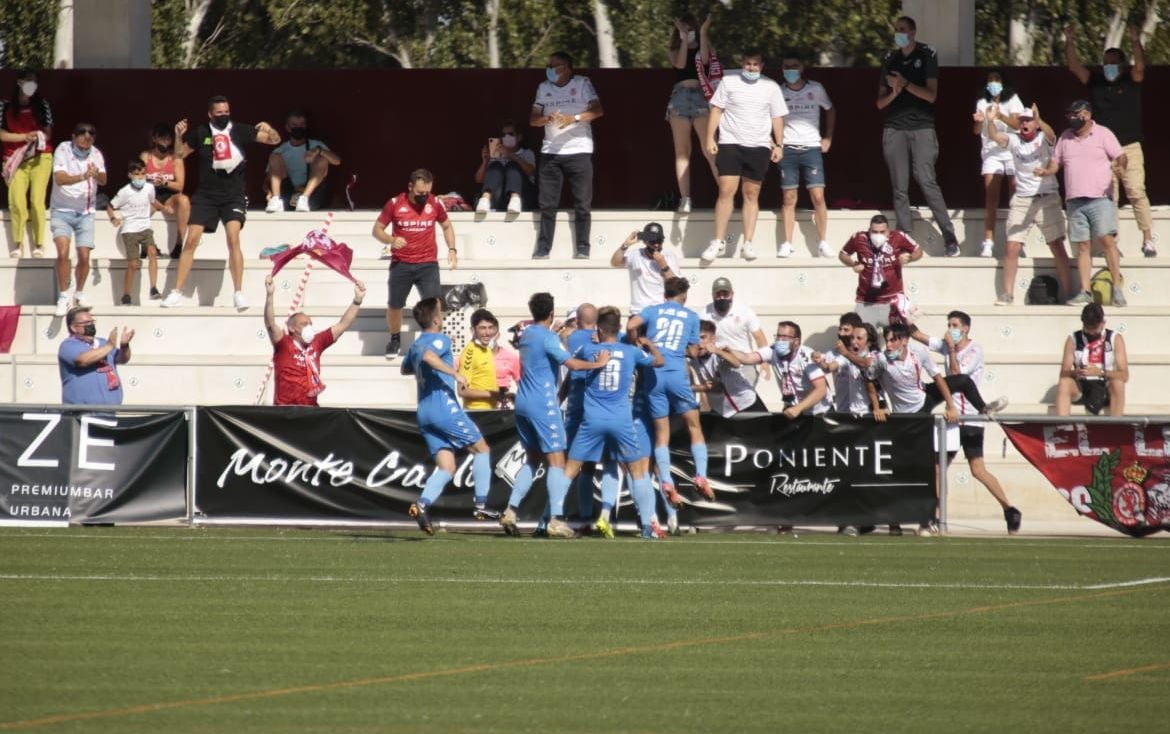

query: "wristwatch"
(573, 114), (581, 122)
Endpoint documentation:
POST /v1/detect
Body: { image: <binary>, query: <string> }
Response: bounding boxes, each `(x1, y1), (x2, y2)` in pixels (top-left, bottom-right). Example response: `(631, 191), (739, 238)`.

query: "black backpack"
(1026, 275), (1059, 305)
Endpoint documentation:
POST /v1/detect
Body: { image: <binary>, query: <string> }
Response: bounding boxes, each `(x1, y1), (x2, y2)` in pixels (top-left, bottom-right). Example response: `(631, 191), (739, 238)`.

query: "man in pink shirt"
(1038, 100), (1128, 306)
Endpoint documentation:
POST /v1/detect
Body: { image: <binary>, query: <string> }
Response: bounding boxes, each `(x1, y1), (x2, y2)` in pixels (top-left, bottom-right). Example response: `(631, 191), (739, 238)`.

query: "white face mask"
(869, 232), (888, 248)
(501, 133), (516, 148)
(686, 31), (696, 44)
(20, 81), (38, 97)
(298, 324), (316, 344)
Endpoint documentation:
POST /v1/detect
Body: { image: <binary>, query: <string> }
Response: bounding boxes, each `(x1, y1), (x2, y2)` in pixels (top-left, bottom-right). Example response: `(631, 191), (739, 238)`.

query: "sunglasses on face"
(74, 127), (96, 136)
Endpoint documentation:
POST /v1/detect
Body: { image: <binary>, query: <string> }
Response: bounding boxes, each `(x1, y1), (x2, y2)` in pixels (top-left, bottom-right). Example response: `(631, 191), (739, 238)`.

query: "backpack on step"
(1025, 275), (1059, 305)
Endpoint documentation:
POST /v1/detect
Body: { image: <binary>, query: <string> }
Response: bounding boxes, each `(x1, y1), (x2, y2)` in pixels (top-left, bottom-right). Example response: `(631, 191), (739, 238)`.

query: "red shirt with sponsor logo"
(273, 329), (336, 406)
(376, 192), (449, 264)
(842, 230), (919, 304)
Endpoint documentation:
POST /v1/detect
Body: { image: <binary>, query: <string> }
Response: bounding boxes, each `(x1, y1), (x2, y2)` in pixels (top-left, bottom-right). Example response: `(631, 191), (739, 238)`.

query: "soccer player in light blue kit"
(625, 277), (714, 507)
(560, 303), (603, 523)
(562, 306), (665, 538)
(500, 292), (610, 538)
(400, 297), (495, 534)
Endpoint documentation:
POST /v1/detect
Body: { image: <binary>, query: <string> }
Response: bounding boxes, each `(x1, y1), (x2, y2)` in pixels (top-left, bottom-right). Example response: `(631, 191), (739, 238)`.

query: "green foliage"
(0, 0), (59, 69)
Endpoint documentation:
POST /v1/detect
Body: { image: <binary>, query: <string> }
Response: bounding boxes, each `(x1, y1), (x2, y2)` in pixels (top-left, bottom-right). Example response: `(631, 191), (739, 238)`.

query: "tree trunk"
(52, 0), (73, 69)
(1008, 14), (1034, 65)
(593, 0), (619, 67)
(1104, 8), (1125, 52)
(183, 0), (213, 68)
(486, 0), (500, 68)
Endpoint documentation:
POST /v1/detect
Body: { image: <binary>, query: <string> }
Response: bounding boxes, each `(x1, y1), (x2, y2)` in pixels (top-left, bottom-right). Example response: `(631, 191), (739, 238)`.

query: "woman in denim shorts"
(667, 14), (718, 214)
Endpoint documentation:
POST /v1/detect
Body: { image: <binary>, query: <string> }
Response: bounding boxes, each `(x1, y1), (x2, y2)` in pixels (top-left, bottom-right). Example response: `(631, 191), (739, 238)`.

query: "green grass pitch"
(1, 527), (1167, 733)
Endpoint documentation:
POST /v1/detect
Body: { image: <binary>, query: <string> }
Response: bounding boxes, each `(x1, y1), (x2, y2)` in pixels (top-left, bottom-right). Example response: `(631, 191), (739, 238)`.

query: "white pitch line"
(2, 573), (1168, 591)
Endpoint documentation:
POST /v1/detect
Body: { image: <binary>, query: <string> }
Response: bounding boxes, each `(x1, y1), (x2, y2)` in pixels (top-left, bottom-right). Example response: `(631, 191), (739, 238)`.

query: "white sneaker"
(294, 196), (311, 212)
(8, 246), (20, 258)
(817, 240), (834, 258)
(233, 291), (249, 311)
(265, 196), (284, 213)
(776, 241), (795, 258)
(982, 396), (1010, 415)
(979, 239), (995, 258)
(475, 196), (491, 214)
(32, 246), (45, 258)
(700, 239), (723, 263)
(666, 515), (680, 536)
(740, 240), (758, 260)
(74, 291), (90, 308)
(54, 293), (71, 317)
(506, 195), (523, 214)
(677, 196), (692, 214)
(160, 289), (184, 308)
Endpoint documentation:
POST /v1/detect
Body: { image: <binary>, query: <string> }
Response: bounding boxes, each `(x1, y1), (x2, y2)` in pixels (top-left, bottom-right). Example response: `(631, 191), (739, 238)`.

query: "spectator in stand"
(667, 13), (718, 214)
(701, 48), (787, 263)
(913, 311), (1023, 534)
(877, 16), (960, 256)
(58, 306), (133, 406)
(703, 276), (770, 394)
(107, 159), (164, 304)
(371, 168), (458, 360)
(474, 119), (536, 214)
(49, 123), (107, 317)
(531, 51), (604, 259)
(458, 308), (510, 410)
(610, 222), (681, 315)
(972, 69), (1023, 258)
(264, 274), (366, 407)
(163, 95), (281, 310)
(1036, 100), (1127, 307)
(732, 320), (831, 418)
(690, 319), (752, 415)
(1, 69), (53, 259)
(141, 122), (190, 258)
(778, 52), (835, 258)
(986, 104), (1072, 305)
(838, 213), (922, 330)
(1066, 24), (1155, 257)
(265, 110), (340, 213)
(1056, 303), (1128, 417)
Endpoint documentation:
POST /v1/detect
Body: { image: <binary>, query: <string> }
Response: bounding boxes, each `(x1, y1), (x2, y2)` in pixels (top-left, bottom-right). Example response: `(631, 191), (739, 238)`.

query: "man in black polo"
(1065, 24), (1155, 257)
(876, 15), (959, 257)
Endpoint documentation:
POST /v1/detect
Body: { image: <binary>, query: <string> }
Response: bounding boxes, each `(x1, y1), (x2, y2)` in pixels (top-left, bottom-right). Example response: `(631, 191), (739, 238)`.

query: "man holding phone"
(265, 110), (341, 213)
(610, 221), (682, 315)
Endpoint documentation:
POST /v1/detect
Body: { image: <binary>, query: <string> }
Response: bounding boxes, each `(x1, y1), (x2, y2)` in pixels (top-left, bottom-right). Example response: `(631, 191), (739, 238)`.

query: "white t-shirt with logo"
(871, 341), (941, 413)
(829, 352), (872, 415)
(755, 343), (832, 414)
(1008, 133), (1059, 197)
(780, 80), (832, 147)
(109, 183), (157, 234)
(976, 94), (1025, 160)
(50, 144), (107, 214)
(693, 352), (758, 417)
(533, 75), (599, 155)
(623, 246), (682, 314)
(709, 71), (788, 149)
(928, 337), (984, 415)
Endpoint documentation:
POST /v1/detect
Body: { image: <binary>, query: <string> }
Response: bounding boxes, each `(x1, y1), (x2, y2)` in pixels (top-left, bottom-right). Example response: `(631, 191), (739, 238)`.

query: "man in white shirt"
(702, 48), (787, 263)
(50, 123), (107, 316)
(691, 319), (761, 416)
(778, 53), (835, 258)
(702, 276), (769, 393)
(987, 103), (1072, 305)
(732, 320), (832, 418)
(530, 51), (604, 260)
(609, 221), (681, 314)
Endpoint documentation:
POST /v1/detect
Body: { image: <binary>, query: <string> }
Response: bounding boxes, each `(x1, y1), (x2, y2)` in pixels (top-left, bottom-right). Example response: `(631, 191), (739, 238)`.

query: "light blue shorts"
(50, 209), (96, 248)
(419, 412), (483, 456)
(779, 146), (826, 190)
(1066, 197), (1117, 243)
(568, 418), (643, 464)
(515, 411), (567, 454)
(666, 84), (709, 119)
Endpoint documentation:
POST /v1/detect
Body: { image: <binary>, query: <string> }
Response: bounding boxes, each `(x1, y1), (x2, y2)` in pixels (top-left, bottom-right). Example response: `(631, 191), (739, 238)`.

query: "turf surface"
(1, 527), (1167, 733)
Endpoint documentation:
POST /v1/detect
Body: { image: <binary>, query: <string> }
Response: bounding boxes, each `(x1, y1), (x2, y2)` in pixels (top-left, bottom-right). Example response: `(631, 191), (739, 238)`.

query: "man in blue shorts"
(400, 297), (495, 534)
(560, 303), (601, 522)
(626, 277), (713, 506)
(500, 292), (610, 538)
(562, 307), (665, 539)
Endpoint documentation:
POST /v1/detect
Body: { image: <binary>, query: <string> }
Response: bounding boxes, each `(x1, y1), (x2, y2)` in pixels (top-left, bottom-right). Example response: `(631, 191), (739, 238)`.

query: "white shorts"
(981, 154), (1015, 177)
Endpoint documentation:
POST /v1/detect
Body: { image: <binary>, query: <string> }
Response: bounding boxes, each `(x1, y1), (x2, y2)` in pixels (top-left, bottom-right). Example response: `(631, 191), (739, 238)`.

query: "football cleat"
(693, 476), (715, 501)
(649, 517), (668, 539)
(1004, 506), (1022, 535)
(663, 482), (683, 508)
(500, 507), (519, 536)
(408, 503), (434, 535)
(594, 515), (614, 539)
(473, 504), (500, 521)
(667, 515), (680, 536)
(547, 518), (576, 539)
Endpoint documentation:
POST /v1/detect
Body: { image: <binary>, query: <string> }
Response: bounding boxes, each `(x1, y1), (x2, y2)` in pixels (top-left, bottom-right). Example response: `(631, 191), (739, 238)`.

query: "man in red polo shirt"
(372, 168), (458, 359)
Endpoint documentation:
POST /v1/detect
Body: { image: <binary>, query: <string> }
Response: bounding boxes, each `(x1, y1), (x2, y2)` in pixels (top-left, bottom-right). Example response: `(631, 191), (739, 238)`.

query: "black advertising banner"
(195, 407), (936, 527)
(0, 409), (188, 524)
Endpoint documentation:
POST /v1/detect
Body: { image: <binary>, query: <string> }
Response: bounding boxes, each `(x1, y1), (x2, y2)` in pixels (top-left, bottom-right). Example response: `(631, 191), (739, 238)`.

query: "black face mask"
(713, 298), (732, 315)
(82, 324), (97, 338)
(211, 115), (231, 130)
(1067, 116), (1087, 131)
(155, 142), (172, 154)
(413, 193), (428, 206)
(289, 126), (307, 140)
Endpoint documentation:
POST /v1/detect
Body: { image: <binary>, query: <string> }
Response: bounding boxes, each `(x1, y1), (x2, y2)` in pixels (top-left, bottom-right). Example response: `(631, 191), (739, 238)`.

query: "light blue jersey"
(581, 341), (653, 421)
(402, 332), (483, 455)
(640, 302), (699, 372)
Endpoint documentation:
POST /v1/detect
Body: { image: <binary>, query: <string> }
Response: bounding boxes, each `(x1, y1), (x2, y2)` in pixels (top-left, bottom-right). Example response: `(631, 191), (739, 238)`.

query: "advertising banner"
(0, 409), (188, 525)
(1003, 421), (1170, 537)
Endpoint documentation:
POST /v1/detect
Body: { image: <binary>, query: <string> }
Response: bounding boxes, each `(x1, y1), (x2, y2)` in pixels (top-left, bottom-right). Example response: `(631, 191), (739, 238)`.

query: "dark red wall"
(4, 67), (1165, 211)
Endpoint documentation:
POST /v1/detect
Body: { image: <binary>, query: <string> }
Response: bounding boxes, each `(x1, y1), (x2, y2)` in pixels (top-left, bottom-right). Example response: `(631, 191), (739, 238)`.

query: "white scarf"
(211, 122), (244, 173)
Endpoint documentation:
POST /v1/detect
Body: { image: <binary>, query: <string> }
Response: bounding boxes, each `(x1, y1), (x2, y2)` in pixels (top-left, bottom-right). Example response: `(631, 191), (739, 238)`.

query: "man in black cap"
(610, 221), (682, 314)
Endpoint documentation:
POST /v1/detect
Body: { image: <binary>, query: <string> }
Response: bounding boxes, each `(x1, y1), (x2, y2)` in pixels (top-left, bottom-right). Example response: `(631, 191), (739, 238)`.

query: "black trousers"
(536, 153), (593, 256)
(921, 374), (986, 413)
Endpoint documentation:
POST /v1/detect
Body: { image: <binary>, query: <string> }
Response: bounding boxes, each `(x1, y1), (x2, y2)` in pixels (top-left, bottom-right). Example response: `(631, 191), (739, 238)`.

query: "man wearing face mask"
(164, 95), (281, 310)
(49, 123), (107, 317)
(702, 276), (769, 391)
(58, 307), (133, 406)
(372, 168), (457, 360)
(610, 222), (681, 315)
(877, 16), (959, 257)
(839, 213), (922, 329)
(732, 320), (831, 419)
(1065, 24), (1154, 257)
(778, 53), (835, 259)
(265, 273), (365, 407)
(265, 110), (340, 213)
(1036, 100), (1127, 307)
(530, 51), (604, 259)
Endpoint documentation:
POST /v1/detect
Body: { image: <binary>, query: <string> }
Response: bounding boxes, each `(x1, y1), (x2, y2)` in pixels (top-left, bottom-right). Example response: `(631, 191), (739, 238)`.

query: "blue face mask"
(130, 178), (146, 190)
(545, 66), (560, 83)
(782, 69), (801, 85)
(986, 81), (1003, 97)
(773, 340), (792, 357)
(1103, 64), (1121, 82)
(71, 143), (90, 158)
(949, 328), (963, 343)
(885, 348), (902, 361)
(895, 32), (910, 48)
(741, 70), (761, 82)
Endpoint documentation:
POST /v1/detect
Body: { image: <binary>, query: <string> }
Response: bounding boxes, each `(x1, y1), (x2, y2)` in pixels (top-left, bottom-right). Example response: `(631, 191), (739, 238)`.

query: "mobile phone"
(488, 137), (501, 156)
